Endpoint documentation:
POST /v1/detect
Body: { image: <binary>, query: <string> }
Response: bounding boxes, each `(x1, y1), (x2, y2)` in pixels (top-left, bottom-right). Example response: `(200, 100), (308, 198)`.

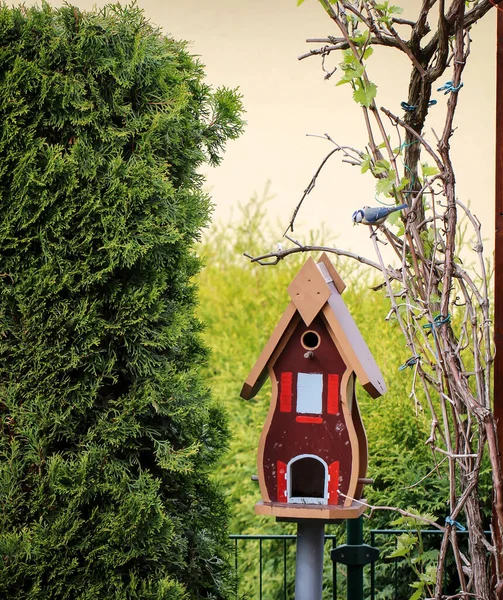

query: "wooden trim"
(321, 309), (362, 506)
(340, 368), (360, 507)
(288, 257), (331, 326)
(322, 303), (371, 394)
(254, 500), (366, 520)
(351, 384), (369, 500)
(242, 254), (385, 400)
(321, 291), (386, 399)
(241, 302), (297, 399)
(256, 364), (277, 502)
(317, 252), (346, 294)
(320, 308), (352, 368)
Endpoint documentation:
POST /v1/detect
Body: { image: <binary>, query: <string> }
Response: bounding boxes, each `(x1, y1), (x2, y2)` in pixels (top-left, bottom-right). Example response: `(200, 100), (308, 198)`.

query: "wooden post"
(494, 5), (503, 596)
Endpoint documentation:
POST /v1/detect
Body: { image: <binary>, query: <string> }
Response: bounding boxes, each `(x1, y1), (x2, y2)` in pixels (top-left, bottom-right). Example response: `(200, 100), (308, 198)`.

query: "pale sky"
(25, 0), (498, 261)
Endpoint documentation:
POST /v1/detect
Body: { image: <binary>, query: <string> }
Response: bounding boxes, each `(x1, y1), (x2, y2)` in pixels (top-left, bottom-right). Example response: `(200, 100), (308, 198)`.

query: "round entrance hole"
(301, 330), (321, 350)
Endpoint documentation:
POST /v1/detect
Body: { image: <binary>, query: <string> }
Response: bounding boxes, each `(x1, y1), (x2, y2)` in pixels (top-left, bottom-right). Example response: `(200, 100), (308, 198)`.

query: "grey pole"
(294, 520), (325, 600)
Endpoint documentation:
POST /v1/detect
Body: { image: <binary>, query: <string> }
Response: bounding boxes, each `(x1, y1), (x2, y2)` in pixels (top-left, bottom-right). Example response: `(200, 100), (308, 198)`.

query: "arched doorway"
(287, 455), (328, 504)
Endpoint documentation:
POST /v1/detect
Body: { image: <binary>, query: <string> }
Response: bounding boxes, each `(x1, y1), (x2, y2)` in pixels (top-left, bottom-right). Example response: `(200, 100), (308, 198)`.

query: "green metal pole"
(332, 516), (378, 598)
(346, 516), (364, 600)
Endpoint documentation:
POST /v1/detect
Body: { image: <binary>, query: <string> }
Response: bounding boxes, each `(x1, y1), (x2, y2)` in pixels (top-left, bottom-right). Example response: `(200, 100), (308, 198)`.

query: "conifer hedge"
(0, 3), (243, 598)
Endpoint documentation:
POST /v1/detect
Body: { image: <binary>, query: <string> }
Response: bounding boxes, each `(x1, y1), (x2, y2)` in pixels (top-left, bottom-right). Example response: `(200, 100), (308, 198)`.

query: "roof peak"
(286, 254), (346, 326)
(287, 258), (331, 326)
(240, 253), (386, 401)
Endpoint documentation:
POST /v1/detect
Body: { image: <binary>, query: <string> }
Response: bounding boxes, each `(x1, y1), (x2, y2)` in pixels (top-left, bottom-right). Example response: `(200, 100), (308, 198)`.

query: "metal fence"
(229, 529), (488, 600)
(230, 534), (337, 600)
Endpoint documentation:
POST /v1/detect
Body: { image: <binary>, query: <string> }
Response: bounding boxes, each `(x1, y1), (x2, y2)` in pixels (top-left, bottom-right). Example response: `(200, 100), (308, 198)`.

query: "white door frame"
(286, 454), (328, 505)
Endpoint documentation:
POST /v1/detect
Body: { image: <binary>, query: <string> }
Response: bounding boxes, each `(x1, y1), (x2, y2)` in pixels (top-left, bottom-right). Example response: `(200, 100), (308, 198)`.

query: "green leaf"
(387, 208), (402, 226)
(420, 228), (436, 258)
(387, 545), (411, 558)
(389, 4), (404, 14)
(376, 1), (404, 14)
(352, 81), (377, 107)
(361, 156), (371, 174)
(363, 47), (374, 60)
(337, 67), (364, 85)
(421, 163), (440, 177)
(342, 49), (358, 65)
(374, 159), (391, 174)
(297, 0), (306, 5)
(395, 176), (410, 192)
(337, 50), (365, 85)
(409, 585), (424, 600)
(351, 30), (370, 46)
(375, 170), (396, 196)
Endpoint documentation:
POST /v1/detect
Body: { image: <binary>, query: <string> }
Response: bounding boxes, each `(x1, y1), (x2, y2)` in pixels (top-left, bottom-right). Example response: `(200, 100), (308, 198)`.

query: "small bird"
(352, 204), (408, 226)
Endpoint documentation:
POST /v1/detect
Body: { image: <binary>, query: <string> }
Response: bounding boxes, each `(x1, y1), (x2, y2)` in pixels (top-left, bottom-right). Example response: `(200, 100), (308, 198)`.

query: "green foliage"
(0, 3), (243, 599)
(421, 163), (440, 177)
(375, 1), (404, 27)
(352, 80), (377, 108)
(385, 527), (439, 600)
(296, 0), (338, 7)
(336, 49), (377, 107)
(197, 194), (474, 598)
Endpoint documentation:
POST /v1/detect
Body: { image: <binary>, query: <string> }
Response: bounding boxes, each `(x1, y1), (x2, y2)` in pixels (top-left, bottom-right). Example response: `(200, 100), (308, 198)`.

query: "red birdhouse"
(241, 254), (386, 520)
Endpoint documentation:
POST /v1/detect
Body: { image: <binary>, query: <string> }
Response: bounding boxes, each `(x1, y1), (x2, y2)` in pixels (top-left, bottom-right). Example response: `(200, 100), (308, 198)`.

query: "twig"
(244, 239), (383, 271)
(338, 492), (444, 530)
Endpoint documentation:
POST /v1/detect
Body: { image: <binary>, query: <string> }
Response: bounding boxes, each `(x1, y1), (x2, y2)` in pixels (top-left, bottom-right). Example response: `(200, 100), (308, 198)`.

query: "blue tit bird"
(352, 204), (408, 226)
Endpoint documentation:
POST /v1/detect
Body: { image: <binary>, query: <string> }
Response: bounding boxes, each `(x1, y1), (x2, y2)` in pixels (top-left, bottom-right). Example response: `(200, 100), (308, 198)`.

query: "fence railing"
(230, 534), (337, 600)
(229, 529), (490, 600)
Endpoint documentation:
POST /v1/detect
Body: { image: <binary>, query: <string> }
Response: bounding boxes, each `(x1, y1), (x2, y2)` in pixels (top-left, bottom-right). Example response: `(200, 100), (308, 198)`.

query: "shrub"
(0, 3), (243, 599)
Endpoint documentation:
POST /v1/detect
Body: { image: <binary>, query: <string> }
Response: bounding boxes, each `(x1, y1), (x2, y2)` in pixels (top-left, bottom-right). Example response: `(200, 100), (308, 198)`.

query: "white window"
(296, 373), (323, 414)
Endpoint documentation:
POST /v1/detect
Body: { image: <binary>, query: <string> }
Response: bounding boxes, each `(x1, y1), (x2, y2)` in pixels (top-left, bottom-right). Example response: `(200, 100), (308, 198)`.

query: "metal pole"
(346, 517), (364, 600)
(294, 520), (325, 600)
(331, 518), (378, 599)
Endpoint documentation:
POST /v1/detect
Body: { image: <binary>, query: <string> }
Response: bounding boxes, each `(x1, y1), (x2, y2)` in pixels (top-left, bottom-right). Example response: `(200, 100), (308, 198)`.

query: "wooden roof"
(240, 254), (386, 400)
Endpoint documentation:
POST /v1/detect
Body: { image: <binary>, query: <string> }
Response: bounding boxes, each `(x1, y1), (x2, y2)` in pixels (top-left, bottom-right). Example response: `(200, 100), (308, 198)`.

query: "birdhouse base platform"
(255, 500), (367, 520)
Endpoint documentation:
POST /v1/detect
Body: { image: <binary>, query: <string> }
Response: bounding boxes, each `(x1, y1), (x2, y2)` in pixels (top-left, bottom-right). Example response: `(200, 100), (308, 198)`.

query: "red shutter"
(327, 374), (339, 415)
(277, 460), (287, 502)
(295, 416), (323, 424)
(328, 461), (340, 505)
(280, 372), (292, 412)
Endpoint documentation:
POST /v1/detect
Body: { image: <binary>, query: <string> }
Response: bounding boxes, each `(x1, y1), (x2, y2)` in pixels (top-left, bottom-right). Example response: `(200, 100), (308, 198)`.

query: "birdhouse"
(241, 254), (386, 520)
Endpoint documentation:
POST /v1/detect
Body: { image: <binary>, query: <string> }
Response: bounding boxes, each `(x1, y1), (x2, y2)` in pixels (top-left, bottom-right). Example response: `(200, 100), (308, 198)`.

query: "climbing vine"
(247, 1), (502, 598)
